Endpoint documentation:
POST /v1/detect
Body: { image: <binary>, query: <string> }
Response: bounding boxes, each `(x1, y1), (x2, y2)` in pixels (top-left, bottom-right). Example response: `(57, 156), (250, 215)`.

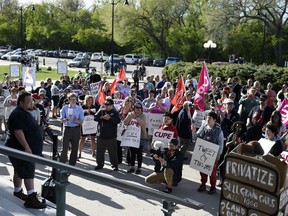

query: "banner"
(90, 81), (101, 97)
(120, 119), (141, 148)
(189, 138), (219, 176)
(194, 64), (211, 111)
(82, 116), (98, 135)
(152, 129), (174, 147)
(22, 66), (36, 87)
(147, 113), (164, 135)
(277, 98), (288, 126)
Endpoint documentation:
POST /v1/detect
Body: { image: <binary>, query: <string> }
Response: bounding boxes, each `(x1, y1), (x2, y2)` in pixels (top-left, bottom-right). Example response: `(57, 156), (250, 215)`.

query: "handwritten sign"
(192, 110), (205, 128)
(57, 61), (67, 74)
(90, 81), (100, 97)
(113, 99), (124, 111)
(147, 113), (164, 135)
(82, 116), (97, 135)
(120, 119), (141, 148)
(22, 66), (36, 87)
(189, 138), (219, 176)
(219, 200), (247, 216)
(152, 129), (174, 147)
(9, 64), (20, 77)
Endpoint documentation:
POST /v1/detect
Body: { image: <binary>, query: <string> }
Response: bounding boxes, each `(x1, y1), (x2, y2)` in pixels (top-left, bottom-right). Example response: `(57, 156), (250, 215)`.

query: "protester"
(94, 98), (121, 171)
(268, 110), (286, 137)
(60, 93), (84, 166)
(145, 138), (183, 193)
(5, 91), (46, 209)
(264, 123), (283, 157)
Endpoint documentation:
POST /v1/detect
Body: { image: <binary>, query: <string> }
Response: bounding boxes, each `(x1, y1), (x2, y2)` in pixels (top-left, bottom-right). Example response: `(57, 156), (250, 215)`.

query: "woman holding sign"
(124, 102), (147, 174)
(78, 95), (98, 158)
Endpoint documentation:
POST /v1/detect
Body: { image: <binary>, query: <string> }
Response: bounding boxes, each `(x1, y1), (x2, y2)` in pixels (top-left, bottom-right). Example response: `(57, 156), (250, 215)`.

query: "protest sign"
(90, 81), (100, 97)
(120, 119), (141, 148)
(117, 122), (126, 141)
(277, 98), (288, 126)
(258, 138), (275, 155)
(22, 66), (36, 87)
(113, 99), (124, 110)
(10, 64), (20, 77)
(147, 113), (164, 135)
(192, 110), (205, 129)
(189, 138), (219, 176)
(152, 129), (174, 147)
(82, 116), (97, 135)
(57, 61), (67, 74)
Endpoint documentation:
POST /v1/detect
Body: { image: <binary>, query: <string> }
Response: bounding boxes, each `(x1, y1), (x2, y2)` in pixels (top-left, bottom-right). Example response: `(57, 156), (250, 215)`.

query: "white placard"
(147, 113), (164, 135)
(113, 99), (124, 111)
(57, 61), (67, 74)
(152, 129), (174, 147)
(22, 66), (36, 87)
(120, 119), (141, 148)
(189, 138), (219, 176)
(90, 81), (100, 97)
(82, 116), (98, 135)
(10, 64), (20, 77)
(258, 138), (275, 155)
(117, 122), (126, 141)
(192, 110), (205, 129)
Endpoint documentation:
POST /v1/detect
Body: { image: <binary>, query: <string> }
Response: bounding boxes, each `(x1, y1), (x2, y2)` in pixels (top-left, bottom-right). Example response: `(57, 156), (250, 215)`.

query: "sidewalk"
(0, 118), (219, 216)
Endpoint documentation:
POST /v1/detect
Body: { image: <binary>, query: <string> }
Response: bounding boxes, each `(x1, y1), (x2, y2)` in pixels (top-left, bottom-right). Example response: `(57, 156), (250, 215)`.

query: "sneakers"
(208, 187), (216, 195)
(14, 189), (28, 201)
(197, 184), (206, 192)
(24, 192), (47, 209)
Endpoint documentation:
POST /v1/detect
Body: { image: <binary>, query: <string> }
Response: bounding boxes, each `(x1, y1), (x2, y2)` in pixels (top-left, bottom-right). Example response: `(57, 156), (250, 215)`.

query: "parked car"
(1, 51), (14, 60)
(47, 50), (54, 57)
(165, 57), (180, 65)
(60, 50), (69, 58)
(91, 52), (109, 62)
(0, 50), (8, 58)
(41, 50), (48, 56)
(104, 58), (127, 72)
(124, 54), (141, 65)
(153, 58), (165, 67)
(68, 50), (77, 59)
(139, 57), (153, 66)
(34, 49), (43, 56)
(8, 51), (35, 62)
(53, 50), (60, 57)
(68, 57), (90, 68)
(109, 54), (120, 60)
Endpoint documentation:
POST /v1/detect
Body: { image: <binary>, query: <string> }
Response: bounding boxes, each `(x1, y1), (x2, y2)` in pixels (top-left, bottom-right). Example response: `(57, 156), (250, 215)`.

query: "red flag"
(170, 76), (185, 113)
(110, 79), (118, 95)
(194, 63), (211, 111)
(171, 96), (187, 113)
(96, 82), (106, 105)
(118, 66), (126, 81)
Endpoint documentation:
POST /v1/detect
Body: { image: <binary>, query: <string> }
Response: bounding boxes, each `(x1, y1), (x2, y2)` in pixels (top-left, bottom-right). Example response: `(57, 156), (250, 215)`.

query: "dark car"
(139, 57), (153, 66)
(104, 58), (127, 72)
(47, 50), (54, 57)
(153, 58), (165, 67)
(53, 50), (60, 57)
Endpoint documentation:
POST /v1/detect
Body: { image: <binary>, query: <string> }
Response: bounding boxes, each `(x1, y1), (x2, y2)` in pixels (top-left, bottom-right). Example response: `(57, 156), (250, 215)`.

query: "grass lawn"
(0, 65), (113, 81)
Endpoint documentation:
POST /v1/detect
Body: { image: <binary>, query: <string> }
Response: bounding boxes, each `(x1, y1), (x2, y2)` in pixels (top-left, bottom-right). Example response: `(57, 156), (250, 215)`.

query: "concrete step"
(0, 176), (74, 216)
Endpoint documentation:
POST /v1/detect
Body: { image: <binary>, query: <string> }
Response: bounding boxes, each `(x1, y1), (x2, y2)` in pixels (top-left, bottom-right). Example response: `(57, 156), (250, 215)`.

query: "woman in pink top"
(148, 95), (169, 114)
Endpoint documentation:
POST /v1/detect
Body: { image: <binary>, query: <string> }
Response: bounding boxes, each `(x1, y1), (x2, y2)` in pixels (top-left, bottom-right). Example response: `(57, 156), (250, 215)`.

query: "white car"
(1, 51), (14, 60)
(68, 50), (77, 59)
(8, 51), (35, 61)
(91, 52), (109, 62)
(124, 54), (141, 65)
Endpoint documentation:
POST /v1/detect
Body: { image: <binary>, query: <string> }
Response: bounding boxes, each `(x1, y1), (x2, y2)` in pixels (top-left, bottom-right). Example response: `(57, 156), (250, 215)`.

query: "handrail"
(0, 145), (204, 213)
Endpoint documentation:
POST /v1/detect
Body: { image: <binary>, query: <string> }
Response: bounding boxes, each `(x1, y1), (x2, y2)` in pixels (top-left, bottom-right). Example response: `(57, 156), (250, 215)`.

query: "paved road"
(0, 118), (220, 216)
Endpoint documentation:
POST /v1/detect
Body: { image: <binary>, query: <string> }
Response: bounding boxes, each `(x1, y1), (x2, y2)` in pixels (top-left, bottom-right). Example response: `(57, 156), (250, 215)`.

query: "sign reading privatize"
(219, 153), (283, 216)
(189, 138), (219, 176)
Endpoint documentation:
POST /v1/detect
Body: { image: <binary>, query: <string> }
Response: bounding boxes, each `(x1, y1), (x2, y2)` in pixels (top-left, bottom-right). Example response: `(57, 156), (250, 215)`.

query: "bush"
(162, 62), (288, 91)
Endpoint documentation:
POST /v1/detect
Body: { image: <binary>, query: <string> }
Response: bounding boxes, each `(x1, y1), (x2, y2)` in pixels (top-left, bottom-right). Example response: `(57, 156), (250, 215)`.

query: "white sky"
(18, 0), (94, 8)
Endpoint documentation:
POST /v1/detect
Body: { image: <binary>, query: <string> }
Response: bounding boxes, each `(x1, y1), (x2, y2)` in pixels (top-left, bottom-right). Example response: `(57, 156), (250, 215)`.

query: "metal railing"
(0, 145), (204, 216)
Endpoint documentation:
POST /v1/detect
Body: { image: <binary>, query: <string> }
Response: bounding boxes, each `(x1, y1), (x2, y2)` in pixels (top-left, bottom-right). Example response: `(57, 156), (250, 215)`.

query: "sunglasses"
(260, 99), (266, 102)
(105, 103), (111, 106)
(135, 106), (142, 109)
(126, 100), (133, 103)
(131, 94), (136, 96)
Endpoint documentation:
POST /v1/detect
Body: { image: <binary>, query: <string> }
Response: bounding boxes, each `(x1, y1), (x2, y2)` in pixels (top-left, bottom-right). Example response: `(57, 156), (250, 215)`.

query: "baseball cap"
(223, 98), (234, 104)
(169, 138), (179, 146)
(183, 101), (193, 107)
(32, 93), (41, 100)
(164, 112), (173, 119)
(105, 98), (114, 105)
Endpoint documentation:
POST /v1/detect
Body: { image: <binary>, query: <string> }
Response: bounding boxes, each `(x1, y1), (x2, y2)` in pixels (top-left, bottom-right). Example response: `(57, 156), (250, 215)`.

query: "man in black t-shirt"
(89, 68), (101, 84)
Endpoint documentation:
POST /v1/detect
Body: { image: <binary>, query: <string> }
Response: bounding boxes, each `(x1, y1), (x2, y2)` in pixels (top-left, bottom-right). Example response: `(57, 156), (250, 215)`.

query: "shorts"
(52, 95), (60, 108)
(9, 157), (35, 179)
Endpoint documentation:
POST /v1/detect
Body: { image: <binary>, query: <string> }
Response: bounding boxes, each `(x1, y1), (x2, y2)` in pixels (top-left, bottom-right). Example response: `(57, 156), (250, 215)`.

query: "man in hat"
(94, 98), (121, 171)
(145, 138), (184, 193)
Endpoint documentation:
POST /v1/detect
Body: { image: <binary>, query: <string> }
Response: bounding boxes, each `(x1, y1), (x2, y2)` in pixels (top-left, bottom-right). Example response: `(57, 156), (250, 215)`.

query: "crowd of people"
(0, 68), (287, 209)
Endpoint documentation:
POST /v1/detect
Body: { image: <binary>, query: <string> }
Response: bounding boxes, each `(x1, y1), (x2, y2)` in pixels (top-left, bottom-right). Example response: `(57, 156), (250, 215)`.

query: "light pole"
(110, 0), (129, 76)
(20, 4), (35, 59)
(203, 40), (217, 64)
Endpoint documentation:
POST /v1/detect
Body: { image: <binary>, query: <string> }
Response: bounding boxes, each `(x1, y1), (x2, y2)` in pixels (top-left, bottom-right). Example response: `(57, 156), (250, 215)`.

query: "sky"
(18, 0), (94, 9)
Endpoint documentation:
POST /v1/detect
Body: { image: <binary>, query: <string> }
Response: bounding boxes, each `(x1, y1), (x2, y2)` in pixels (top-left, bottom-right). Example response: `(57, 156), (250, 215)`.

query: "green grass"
(0, 65), (114, 81)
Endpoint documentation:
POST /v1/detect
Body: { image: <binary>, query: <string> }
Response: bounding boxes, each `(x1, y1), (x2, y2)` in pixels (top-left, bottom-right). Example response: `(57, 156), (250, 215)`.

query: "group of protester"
(0, 66), (287, 209)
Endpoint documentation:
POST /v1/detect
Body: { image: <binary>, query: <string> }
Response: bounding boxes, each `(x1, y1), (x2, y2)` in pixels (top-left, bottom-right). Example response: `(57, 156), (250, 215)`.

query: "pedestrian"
(94, 98), (121, 171)
(5, 91), (46, 209)
(60, 93), (84, 166)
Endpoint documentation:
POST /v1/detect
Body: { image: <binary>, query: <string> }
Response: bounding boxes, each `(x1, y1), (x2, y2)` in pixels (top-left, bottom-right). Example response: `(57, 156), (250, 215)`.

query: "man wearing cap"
(145, 138), (183, 193)
(175, 101), (193, 159)
(195, 111), (224, 194)
(60, 93), (84, 166)
(94, 98), (121, 171)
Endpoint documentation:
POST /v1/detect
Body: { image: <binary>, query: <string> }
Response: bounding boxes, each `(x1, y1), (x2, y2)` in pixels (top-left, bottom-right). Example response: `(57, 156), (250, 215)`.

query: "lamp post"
(110, 0), (129, 76)
(20, 4), (35, 58)
(203, 40), (217, 64)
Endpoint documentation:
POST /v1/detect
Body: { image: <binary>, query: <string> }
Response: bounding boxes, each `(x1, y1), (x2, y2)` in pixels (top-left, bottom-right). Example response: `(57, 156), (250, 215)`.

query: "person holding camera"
(145, 138), (184, 193)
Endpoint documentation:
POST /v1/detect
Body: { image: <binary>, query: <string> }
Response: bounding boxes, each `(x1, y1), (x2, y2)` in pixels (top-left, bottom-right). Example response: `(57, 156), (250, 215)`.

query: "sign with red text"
(152, 129), (174, 147)
(90, 81), (100, 97)
(82, 115), (98, 135)
(147, 113), (164, 135)
(189, 138), (219, 176)
(121, 119), (141, 148)
(113, 99), (124, 111)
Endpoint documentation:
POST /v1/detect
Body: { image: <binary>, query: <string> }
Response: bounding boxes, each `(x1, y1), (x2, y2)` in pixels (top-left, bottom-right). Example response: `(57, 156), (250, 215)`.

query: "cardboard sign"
(90, 81), (100, 97)
(189, 138), (219, 176)
(57, 61), (67, 74)
(22, 66), (36, 87)
(10, 64), (20, 77)
(192, 110), (205, 129)
(82, 116), (97, 135)
(120, 119), (141, 148)
(147, 113), (164, 135)
(152, 129), (174, 147)
(113, 99), (124, 111)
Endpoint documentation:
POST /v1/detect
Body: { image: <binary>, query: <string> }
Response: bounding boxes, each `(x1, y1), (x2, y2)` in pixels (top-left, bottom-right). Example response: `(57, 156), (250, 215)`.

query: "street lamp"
(110, 0), (129, 76)
(203, 40), (217, 64)
(20, 4), (35, 59)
